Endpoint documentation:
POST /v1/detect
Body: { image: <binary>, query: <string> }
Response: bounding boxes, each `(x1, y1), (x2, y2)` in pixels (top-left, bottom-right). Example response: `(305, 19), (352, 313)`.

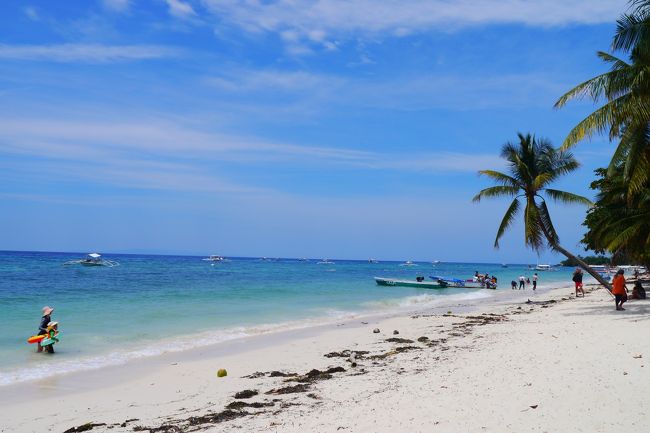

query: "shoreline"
(0, 283), (553, 390)
(6, 281), (646, 433)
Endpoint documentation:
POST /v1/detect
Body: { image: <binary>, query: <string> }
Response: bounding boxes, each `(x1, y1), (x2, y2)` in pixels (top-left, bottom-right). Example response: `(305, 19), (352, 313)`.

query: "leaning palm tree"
(473, 133), (611, 289)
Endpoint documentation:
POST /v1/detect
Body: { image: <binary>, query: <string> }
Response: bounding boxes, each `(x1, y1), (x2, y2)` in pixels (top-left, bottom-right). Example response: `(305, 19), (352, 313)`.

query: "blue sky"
(0, 0), (629, 262)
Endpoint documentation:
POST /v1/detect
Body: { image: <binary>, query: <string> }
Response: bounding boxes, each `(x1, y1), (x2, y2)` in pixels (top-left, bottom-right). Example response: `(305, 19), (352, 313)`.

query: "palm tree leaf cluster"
(582, 168), (650, 268)
(555, 0), (650, 264)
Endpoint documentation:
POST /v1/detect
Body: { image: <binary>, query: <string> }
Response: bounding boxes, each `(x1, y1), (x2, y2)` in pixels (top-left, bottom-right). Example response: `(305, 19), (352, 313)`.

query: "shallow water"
(0, 251), (573, 385)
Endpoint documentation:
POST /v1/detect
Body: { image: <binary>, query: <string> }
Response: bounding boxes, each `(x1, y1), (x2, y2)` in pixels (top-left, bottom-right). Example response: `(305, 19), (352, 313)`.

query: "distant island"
(558, 255), (611, 267)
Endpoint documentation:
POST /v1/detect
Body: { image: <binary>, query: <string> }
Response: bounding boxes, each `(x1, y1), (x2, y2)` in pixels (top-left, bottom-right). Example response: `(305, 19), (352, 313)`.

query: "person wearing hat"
(611, 269), (628, 311)
(37, 306), (54, 353)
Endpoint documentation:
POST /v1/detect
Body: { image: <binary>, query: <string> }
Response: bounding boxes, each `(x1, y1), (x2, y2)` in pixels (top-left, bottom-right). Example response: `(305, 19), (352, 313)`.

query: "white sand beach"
(1, 284), (648, 433)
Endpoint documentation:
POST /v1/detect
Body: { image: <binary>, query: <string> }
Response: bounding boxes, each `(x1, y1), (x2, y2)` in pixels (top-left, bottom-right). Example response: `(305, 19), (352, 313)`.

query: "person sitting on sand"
(37, 306), (53, 353)
(630, 281), (646, 300)
(572, 268), (584, 297)
(611, 269), (628, 311)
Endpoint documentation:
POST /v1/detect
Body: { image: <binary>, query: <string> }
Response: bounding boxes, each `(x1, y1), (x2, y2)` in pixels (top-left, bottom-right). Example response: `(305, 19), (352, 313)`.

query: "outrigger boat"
(374, 277), (448, 289)
(64, 253), (119, 267)
(430, 275), (492, 289)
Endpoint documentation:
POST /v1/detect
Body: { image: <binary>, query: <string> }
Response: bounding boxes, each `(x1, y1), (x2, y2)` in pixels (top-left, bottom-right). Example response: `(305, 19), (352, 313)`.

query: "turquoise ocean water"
(0, 251), (575, 385)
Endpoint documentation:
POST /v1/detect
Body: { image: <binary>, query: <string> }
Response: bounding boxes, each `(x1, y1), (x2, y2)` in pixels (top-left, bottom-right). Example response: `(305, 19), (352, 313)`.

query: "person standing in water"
(37, 306), (54, 353)
(532, 273), (538, 291)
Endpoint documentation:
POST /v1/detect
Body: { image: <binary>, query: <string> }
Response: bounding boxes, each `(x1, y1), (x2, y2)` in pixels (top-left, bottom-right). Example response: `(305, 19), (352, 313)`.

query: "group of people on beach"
(474, 272), (497, 289)
(572, 267), (646, 310)
(510, 273), (538, 290)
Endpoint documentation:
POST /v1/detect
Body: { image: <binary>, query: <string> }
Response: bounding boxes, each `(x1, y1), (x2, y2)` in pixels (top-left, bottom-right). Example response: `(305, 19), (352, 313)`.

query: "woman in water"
(37, 306), (54, 353)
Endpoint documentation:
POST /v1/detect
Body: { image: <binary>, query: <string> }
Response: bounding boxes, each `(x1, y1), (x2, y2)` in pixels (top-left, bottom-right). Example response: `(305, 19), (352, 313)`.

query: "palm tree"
(554, 0), (650, 195)
(473, 133), (611, 288)
(583, 168), (650, 268)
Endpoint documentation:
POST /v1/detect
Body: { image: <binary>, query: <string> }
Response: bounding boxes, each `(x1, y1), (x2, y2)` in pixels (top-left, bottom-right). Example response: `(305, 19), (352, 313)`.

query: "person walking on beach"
(612, 269), (628, 310)
(572, 268), (584, 297)
(532, 273), (538, 291)
(519, 275), (525, 290)
(37, 306), (54, 353)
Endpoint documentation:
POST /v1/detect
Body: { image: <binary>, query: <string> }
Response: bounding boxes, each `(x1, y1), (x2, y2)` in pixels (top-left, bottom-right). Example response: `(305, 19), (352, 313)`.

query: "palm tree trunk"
(537, 219), (613, 292)
(549, 242), (613, 292)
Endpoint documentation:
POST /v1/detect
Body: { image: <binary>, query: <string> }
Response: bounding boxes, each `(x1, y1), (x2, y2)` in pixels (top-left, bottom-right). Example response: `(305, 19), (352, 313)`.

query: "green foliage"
(559, 255), (611, 267)
(581, 168), (650, 268)
(555, 0), (650, 197)
(472, 133), (590, 252)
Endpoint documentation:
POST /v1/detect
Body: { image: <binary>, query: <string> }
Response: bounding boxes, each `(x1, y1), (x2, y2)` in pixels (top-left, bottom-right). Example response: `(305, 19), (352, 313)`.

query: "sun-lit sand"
(2, 284), (648, 433)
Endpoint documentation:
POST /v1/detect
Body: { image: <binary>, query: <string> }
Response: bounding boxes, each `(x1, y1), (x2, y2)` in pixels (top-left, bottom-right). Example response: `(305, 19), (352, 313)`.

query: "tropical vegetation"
(472, 133), (611, 288)
(581, 168), (650, 268)
(554, 0), (650, 268)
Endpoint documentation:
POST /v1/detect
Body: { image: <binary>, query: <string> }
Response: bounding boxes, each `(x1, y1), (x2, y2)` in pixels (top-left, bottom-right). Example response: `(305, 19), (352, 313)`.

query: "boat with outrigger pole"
(64, 253), (120, 267)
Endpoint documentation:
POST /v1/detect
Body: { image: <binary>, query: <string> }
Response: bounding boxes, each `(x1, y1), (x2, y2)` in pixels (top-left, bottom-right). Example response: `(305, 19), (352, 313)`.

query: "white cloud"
(0, 117), (497, 194)
(24, 6), (40, 21)
(166, 0), (197, 19)
(0, 44), (181, 62)
(201, 0), (627, 53)
(103, 0), (130, 12)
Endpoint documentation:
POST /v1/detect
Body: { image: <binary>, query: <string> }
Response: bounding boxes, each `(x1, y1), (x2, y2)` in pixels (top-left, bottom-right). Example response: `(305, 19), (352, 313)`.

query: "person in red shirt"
(611, 269), (628, 311)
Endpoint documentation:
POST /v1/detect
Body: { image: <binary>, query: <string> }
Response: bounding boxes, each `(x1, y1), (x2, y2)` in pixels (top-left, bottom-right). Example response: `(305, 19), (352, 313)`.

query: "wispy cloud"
(23, 6), (40, 21)
(0, 44), (182, 63)
(166, 0), (197, 19)
(103, 0), (130, 12)
(0, 117), (497, 194)
(204, 67), (567, 111)
(201, 0), (627, 51)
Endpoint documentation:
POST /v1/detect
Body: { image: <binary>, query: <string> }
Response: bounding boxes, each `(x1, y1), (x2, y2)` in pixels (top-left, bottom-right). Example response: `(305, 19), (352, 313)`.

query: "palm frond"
(472, 186), (520, 203)
(494, 199), (520, 249)
(523, 198), (545, 252)
(477, 170), (520, 187)
(538, 199), (560, 247)
(544, 189), (593, 206)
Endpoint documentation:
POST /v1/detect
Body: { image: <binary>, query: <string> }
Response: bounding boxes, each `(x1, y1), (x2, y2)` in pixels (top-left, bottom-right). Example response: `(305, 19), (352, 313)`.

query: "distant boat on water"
(368, 258), (379, 263)
(317, 259), (335, 264)
(203, 255), (226, 262)
(64, 253), (119, 267)
(399, 260), (417, 267)
(535, 264), (554, 271)
(501, 263), (508, 268)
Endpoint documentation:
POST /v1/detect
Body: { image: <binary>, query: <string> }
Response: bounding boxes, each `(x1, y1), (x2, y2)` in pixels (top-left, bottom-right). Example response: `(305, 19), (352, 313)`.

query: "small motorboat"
(399, 260), (418, 267)
(368, 258), (379, 263)
(64, 253), (119, 267)
(375, 277), (447, 289)
(317, 259), (335, 264)
(430, 276), (491, 289)
(203, 255), (225, 262)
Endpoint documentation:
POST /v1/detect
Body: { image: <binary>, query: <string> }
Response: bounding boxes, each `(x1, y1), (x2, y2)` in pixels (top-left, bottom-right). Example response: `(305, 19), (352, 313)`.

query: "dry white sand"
(1, 285), (648, 433)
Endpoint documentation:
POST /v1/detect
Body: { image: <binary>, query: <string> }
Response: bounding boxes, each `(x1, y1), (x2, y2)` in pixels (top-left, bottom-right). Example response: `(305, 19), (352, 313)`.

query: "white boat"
(432, 260), (441, 265)
(535, 264), (554, 271)
(317, 259), (335, 264)
(368, 258), (379, 263)
(203, 255), (225, 262)
(399, 260), (417, 267)
(64, 253), (119, 267)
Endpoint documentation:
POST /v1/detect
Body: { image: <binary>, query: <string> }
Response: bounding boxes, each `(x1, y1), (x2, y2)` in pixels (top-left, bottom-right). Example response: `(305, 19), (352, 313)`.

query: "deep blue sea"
(0, 251), (575, 385)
